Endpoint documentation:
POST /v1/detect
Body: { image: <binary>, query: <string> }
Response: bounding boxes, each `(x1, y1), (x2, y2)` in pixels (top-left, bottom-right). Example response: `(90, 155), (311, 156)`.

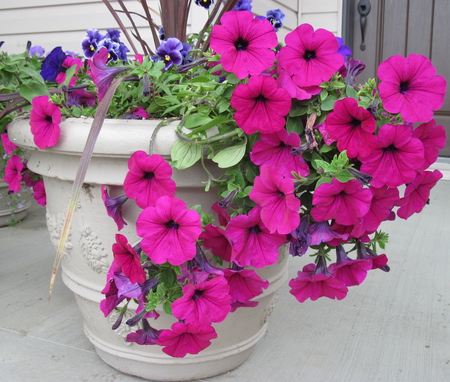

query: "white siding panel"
(301, 0), (339, 13)
(300, 13), (339, 34)
(299, 0), (342, 35)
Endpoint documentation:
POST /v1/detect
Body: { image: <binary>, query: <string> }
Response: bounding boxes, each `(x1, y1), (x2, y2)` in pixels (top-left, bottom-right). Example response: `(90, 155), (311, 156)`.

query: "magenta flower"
(136, 196), (202, 266)
(123, 151), (176, 209)
(4, 155), (24, 193)
(126, 319), (161, 345)
(308, 221), (349, 246)
(249, 166), (300, 234)
(55, 56), (83, 86)
(412, 120), (447, 170)
(210, 11), (278, 79)
(112, 234), (146, 284)
(397, 170), (443, 220)
(325, 97), (377, 158)
(311, 178), (372, 226)
(250, 129), (310, 178)
(230, 75), (291, 135)
(278, 24), (344, 87)
(329, 245), (372, 286)
(289, 257), (348, 302)
(276, 65), (321, 100)
(1, 131), (18, 154)
(29, 95), (61, 149)
(356, 241), (390, 272)
(101, 185), (128, 230)
(89, 47), (130, 101)
(378, 54), (446, 123)
(32, 181), (46, 206)
(199, 224), (232, 262)
(360, 124), (425, 188)
(100, 261), (126, 317)
(226, 205), (287, 268)
(157, 322), (217, 357)
(172, 276), (232, 325)
(223, 268), (269, 312)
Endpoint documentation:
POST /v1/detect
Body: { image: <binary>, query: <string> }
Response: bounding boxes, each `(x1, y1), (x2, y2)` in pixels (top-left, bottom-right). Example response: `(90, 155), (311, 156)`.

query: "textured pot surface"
(0, 180), (32, 227)
(8, 117), (289, 381)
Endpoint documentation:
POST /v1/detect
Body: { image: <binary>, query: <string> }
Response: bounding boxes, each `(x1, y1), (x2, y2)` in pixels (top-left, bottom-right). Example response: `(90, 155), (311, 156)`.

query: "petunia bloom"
(123, 151), (176, 209)
(210, 11), (278, 79)
(112, 234), (146, 284)
(32, 181), (46, 206)
(126, 319), (161, 345)
(325, 97), (377, 158)
(172, 276), (231, 325)
(1, 131), (18, 154)
(226, 205), (287, 268)
(311, 178), (372, 226)
(157, 322), (217, 358)
(359, 124), (424, 188)
(412, 119), (447, 170)
(230, 75), (291, 135)
(55, 56), (83, 86)
(4, 155), (24, 193)
(136, 196), (202, 266)
(249, 166), (300, 234)
(289, 217), (312, 256)
(29, 95), (62, 149)
(289, 257), (348, 302)
(250, 129), (310, 178)
(278, 23), (344, 87)
(329, 245), (372, 286)
(397, 170), (443, 220)
(378, 54), (446, 123)
(101, 185), (128, 230)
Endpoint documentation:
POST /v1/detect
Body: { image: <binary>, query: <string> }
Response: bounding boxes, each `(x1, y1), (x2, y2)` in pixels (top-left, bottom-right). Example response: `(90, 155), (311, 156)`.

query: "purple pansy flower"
(40, 47), (67, 82)
(194, 0), (214, 10)
(233, 0), (252, 12)
(81, 29), (105, 59)
(266, 9), (286, 32)
(155, 38), (184, 69)
(29, 45), (45, 57)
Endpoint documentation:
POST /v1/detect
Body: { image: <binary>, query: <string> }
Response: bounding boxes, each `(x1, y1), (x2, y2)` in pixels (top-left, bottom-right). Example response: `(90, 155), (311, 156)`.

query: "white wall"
(0, 1), (342, 55)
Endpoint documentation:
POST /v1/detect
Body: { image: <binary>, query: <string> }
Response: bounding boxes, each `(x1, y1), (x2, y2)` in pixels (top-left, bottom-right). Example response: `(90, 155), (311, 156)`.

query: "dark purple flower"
(356, 240), (390, 272)
(126, 319), (162, 345)
(106, 29), (121, 42)
(181, 43), (193, 64)
(67, 89), (97, 108)
(233, 0), (252, 11)
(266, 9), (286, 32)
(101, 185), (128, 230)
(289, 216), (311, 256)
(155, 38), (184, 69)
(98, 38), (120, 62)
(40, 47), (67, 82)
(0, 41), (4, 48)
(81, 29), (105, 59)
(336, 37), (352, 60)
(194, 0), (214, 9)
(341, 57), (366, 86)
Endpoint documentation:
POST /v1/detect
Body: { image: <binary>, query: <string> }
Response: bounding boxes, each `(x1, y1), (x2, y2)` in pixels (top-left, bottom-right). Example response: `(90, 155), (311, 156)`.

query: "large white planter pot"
(0, 180), (32, 227)
(9, 117), (289, 381)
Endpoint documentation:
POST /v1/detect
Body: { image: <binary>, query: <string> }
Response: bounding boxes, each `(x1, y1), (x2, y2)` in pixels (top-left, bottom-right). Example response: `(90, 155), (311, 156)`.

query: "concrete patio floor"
(1, 179), (449, 382)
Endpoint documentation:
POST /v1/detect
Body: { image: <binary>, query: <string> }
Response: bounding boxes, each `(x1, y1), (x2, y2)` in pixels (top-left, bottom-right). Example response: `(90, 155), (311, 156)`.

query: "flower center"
(399, 81), (409, 94)
(255, 94), (268, 102)
(192, 289), (204, 300)
(249, 225), (261, 234)
(384, 144), (398, 153)
(143, 171), (155, 180)
(351, 117), (362, 129)
(165, 219), (180, 229)
(164, 55), (171, 62)
(45, 115), (53, 123)
(303, 50), (316, 61)
(234, 37), (249, 51)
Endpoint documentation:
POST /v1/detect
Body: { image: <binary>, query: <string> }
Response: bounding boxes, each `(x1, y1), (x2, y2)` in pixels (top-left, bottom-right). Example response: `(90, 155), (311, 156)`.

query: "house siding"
(1, 1), (341, 55)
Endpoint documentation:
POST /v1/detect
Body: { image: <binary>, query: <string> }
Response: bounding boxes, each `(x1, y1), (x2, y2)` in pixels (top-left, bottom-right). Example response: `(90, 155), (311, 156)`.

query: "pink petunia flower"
(223, 268), (269, 312)
(378, 54), (446, 123)
(1, 131), (18, 154)
(397, 170), (443, 220)
(29, 95), (61, 149)
(112, 234), (146, 284)
(278, 23), (344, 87)
(249, 166), (300, 234)
(356, 241), (390, 272)
(32, 181), (46, 206)
(230, 75), (291, 135)
(311, 178), (372, 226)
(210, 11), (278, 79)
(199, 224), (232, 262)
(276, 65), (321, 100)
(4, 155), (24, 193)
(100, 261), (126, 317)
(325, 97), (377, 158)
(123, 151), (176, 209)
(136, 196), (202, 266)
(171, 276), (232, 325)
(412, 119), (447, 171)
(250, 129), (310, 178)
(308, 221), (350, 246)
(226, 205), (288, 268)
(101, 185), (128, 230)
(55, 56), (83, 86)
(157, 321), (217, 358)
(289, 257), (348, 302)
(329, 245), (372, 286)
(359, 124), (424, 188)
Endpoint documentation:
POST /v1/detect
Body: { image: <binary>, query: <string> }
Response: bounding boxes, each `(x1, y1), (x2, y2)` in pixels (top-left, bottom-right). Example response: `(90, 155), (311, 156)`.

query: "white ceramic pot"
(8, 117), (289, 381)
(0, 180), (32, 227)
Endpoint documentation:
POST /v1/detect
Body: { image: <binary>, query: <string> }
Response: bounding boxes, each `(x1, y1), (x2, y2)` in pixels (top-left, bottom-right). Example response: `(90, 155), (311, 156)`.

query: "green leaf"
(315, 176), (333, 188)
(335, 169), (355, 183)
(225, 73), (239, 84)
(163, 301), (172, 315)
(184, 113), (212, 129)
(286, 116), (304, 134)
(346, 85), (358, 100)
(61, 65), (77, 87)
(212, 142), (246, 168)
(321, 95), (337, 111)
(18, 83), (50, 102)
(171, 139), (202, 170)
